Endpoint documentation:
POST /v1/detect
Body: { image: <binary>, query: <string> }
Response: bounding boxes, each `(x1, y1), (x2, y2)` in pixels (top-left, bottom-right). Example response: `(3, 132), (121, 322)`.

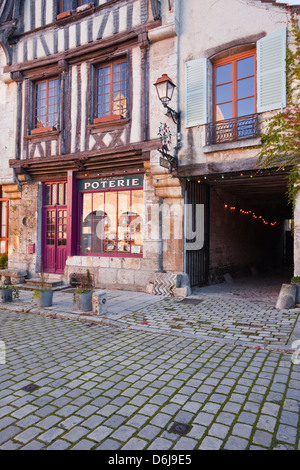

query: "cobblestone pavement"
(1, 272), (299, 350)
(0, 274), (299, 450)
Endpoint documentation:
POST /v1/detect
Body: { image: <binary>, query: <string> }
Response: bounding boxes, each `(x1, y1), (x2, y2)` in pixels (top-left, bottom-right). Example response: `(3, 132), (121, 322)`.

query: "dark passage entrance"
(185, 170), (292, 287)
(207, 170), (292, 284)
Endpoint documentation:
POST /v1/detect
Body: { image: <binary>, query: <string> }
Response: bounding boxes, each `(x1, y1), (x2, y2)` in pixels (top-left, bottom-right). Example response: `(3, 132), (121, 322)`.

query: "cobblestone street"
(0, 275), (299, 451)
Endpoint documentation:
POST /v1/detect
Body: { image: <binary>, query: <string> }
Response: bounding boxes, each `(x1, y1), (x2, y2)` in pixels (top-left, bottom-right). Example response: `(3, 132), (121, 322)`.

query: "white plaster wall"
(0, 47), (16, 183)
(178, 0), (290, 167)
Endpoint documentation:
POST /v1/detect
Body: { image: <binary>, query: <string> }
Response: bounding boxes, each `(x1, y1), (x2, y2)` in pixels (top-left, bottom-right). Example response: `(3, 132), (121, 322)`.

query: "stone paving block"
(224, 436), (249, 450)
(88, 425), (113, 442)
(46, 439), (70, 450)
(0, 425), (22, 445)
(147, 437), (173, 450)
(276, 424), (298, 445)
(21, 440), (46, 450)
(173, 436), (198, 450)
(111, 425), (137, 442)
(256, 414), (277, 432)
(81, 415), (105, 429)
(194, 412), (214, 426)
(232, 423), (252, 439)
(199, 436), (223, 450)
(261, 402), (281, 417)
(11, 404), (38, 419)
(209, 423), (230, 439)
(63, 426), (90, 443)
(55, 405), (79, 417)
(38, 427), (65, 443)
(253, 430), (273, 448)
(71, 439), (96, 450)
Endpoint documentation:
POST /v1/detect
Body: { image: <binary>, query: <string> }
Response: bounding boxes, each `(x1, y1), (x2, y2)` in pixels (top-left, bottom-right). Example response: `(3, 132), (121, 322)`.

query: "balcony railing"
(206, 114), (259, 146)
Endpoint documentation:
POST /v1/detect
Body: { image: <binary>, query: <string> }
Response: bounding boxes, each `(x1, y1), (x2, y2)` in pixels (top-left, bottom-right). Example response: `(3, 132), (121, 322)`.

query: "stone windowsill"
(203, 137), (261, 153)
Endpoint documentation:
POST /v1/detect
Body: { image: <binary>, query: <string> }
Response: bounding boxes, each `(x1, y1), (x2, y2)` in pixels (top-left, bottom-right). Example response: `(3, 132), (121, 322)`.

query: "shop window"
(94, 59), (128, 123)
(34, 77), (60, 132)
(80, 189), (143, 256)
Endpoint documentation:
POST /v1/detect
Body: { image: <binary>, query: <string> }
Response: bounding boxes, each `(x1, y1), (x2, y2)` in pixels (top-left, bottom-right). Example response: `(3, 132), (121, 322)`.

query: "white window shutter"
(257, 28), (287, 113)
(185, 58), (208, 127)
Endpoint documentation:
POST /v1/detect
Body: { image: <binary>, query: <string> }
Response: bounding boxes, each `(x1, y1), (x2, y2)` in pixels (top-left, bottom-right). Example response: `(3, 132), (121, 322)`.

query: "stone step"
(24, 278), (64, 289)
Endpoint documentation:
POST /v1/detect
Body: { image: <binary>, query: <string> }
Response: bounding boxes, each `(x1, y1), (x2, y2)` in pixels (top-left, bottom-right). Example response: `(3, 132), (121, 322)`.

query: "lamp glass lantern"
(154, 74), (176, 105)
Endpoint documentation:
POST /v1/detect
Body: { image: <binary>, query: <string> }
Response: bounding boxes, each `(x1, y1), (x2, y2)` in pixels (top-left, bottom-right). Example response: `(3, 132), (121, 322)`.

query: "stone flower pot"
(37, 290), (53, 308)
(0, 288), (13, 303)
(74, 291), (93, 312)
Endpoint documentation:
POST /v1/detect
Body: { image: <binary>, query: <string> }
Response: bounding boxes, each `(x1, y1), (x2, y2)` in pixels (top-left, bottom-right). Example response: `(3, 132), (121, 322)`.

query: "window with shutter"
(185, 58), (208, 128)
(257, 28), (287, 113)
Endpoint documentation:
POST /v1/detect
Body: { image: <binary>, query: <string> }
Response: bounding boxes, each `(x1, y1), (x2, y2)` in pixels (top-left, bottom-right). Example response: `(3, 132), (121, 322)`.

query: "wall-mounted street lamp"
(154, 74), (181, 172)
(154, 74), (180, 124)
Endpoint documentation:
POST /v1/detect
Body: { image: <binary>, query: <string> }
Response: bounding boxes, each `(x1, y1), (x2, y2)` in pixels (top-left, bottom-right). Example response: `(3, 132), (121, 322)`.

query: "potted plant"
(73, 270), (94, 312)
(32, 270), (53, 307)
(0, 284), (19, 303)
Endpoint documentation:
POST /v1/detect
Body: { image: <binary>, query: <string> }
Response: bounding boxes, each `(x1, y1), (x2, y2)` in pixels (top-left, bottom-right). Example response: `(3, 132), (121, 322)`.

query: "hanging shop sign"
(78, 174), (144, 191)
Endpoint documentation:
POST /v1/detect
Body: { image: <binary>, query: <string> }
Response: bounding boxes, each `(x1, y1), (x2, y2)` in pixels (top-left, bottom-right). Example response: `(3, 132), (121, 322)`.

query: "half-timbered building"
(0, 0), (182, 292)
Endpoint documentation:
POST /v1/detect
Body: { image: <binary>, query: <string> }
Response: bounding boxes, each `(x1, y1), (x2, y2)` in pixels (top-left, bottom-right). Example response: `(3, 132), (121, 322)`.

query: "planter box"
(37, 290), (53, 308)
(0, 288), (12, 303)
(74, 292), (93, 312)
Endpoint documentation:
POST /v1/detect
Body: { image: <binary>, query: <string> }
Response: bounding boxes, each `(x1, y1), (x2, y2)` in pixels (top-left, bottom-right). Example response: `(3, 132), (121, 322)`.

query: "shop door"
(43, 206), (67, 274)
(185, 181), (210, 287)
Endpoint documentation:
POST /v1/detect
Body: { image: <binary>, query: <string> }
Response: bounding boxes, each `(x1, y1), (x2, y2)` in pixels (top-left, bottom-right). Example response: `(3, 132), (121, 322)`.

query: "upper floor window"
(214, 51), (256, 123)
(59, 0), (88, 13)
(94, 60), (128, 123)
(185, 28), (287, 146)
(211, 50), (256, 142)
(35, 77), (60, 130)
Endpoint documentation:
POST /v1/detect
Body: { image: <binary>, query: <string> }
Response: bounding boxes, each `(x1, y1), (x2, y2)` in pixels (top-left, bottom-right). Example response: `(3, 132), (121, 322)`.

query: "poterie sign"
(78, 174), (144, 191)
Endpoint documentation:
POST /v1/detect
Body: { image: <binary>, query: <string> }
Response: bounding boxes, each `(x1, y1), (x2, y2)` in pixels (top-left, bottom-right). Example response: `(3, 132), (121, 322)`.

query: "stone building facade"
(0, 0), (299, 293)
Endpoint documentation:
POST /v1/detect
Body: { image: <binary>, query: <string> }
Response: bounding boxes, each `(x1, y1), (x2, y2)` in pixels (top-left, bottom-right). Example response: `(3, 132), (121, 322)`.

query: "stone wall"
(7, 183), (39, 274)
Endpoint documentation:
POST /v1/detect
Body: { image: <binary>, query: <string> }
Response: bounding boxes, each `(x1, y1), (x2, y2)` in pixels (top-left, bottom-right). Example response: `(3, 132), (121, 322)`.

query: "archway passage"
(207, 170), (292, 285)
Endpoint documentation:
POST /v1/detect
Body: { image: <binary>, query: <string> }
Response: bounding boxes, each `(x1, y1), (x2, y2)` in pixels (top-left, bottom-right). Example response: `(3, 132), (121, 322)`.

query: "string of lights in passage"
(145, 171), (279, 228)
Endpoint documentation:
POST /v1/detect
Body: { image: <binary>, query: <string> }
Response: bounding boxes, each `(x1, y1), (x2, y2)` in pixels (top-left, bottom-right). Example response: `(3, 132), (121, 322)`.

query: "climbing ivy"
(257, 12), (300, 208)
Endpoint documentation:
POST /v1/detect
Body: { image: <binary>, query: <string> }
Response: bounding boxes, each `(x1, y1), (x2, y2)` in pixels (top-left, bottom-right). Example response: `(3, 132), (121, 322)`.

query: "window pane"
(117, 191), (131, 253)
(58, 184), (64, 205)
(81, 193), (92, 253)
(92, 193), (105, 253)
(45, 185), (51, 205)
(131, 191), (143, 254)
(237, 56), (255, 79)
(237, 97), (255, 117)
(237, 77), (255, 99)
(216, 102), (232, 121)
(216, 63), (232, 85)
(104, 192), (117, 252)
(216, 83), (232, 104)
(1, 203), (7, 238)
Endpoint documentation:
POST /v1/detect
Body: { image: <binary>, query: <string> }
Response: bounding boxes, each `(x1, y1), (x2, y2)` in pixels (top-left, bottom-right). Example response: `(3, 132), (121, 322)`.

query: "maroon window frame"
(0, 187), (8, 256)
(79, 187), (143, 257)
(34, 77), (60, 130)
(94, 59), (128, 122)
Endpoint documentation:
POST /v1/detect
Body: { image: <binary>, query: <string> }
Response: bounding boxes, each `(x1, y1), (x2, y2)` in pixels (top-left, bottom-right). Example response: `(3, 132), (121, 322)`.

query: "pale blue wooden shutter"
(257, 29), (287, 113)
(185, 58), (208, 127)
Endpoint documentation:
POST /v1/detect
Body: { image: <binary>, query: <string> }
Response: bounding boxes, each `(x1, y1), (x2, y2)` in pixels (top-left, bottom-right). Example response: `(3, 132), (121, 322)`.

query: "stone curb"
(0, 303), (296, 355)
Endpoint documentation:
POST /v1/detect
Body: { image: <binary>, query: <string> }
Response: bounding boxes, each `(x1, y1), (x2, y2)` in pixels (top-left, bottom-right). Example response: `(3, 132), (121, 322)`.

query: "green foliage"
(257, 13), (300, 206)
(73, 270), (94, 303)
(0, 254), (8, 269)
(0, 285), (19, 299)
